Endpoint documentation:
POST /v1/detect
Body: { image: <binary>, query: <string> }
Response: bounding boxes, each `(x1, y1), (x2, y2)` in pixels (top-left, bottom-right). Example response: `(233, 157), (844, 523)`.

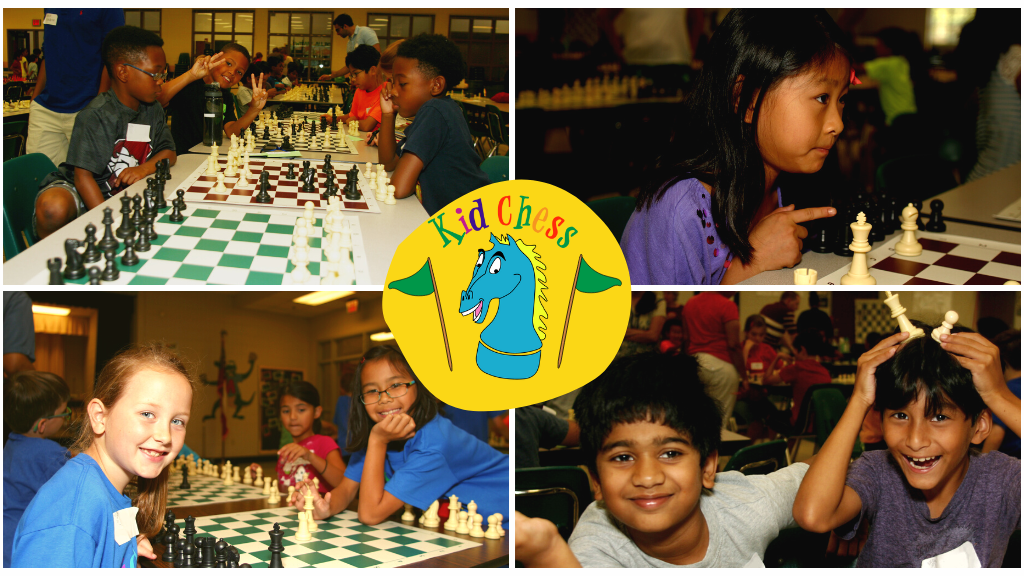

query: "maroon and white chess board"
(819, 232), (1021, 285)
(177, 158), (382, 214)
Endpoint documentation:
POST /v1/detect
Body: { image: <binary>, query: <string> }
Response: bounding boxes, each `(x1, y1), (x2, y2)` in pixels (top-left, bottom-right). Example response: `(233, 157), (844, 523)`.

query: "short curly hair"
(346, 44), (381, 72)
(101, 25), (164, 76)
(396, 33), (465, 93)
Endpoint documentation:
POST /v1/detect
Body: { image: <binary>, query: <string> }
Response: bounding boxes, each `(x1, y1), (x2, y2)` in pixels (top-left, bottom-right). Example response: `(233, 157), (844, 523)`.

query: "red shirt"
(276, 434), (339, 494)
(745, 342), (777, 375)
(684, 292), (738, 363)
(351, 84), (383, 123)
(780, 359), (833, 424)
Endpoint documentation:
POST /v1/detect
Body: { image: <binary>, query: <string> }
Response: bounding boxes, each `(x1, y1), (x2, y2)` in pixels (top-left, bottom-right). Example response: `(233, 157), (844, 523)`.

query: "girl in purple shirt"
(622, 9), (845, 285)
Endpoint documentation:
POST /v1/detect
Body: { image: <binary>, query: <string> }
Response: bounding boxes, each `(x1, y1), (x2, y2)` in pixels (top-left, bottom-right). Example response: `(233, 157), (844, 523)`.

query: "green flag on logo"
(575, 257), (622, 293)
(388, 260), (435, 296)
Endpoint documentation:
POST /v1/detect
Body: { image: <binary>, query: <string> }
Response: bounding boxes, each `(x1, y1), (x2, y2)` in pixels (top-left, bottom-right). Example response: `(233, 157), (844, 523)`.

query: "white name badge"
(922, 541), (981, 568)
(126, 123), (151, 143)
(43, 13), (58, 26)
(112, 506), (140, 545)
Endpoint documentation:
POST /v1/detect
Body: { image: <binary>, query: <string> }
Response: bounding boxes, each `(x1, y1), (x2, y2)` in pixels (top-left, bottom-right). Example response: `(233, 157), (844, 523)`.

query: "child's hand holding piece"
(277, 441), (309, 463)
(939, 332), (1004, 400)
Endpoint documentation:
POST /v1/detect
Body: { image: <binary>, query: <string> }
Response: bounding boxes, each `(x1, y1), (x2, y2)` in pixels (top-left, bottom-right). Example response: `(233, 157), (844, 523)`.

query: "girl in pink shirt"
(276, 381), (345, 494)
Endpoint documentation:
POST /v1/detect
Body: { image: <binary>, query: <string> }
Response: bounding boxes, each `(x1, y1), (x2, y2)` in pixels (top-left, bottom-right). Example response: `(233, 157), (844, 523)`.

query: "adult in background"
(796, 291), (833, 342)
(684, 291), (747, 424)
(27, 9), (125, 167)
(318, 14), (380, 81)
(760, 291), (800, 352)
(3, 292), (35, 378)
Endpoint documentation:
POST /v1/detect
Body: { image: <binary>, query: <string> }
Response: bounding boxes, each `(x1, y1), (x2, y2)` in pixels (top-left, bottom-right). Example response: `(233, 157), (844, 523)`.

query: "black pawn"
(263, 126), (271, 140)
(833, 207), (854, 257)
(323, 154), (332, 174)
(926, 199), (946, 232)
(268, 523), (284, 568)
(99, 208), (119, 252)
(82, 223), (102, 263)
(286, 163), (296, 179)
(255, 172), (272, 203)
(145, 179), (157, 212)
(867, 201), (885, 243)
(281, 136), (294, 151)
(179, 465), (190, 489)
(131, 195), (144, 229)
(136, 223), (152, 252)
(48, 258), (64, 284)
(121, 236), (140, 267)
(169, 198), (185, 222)
(162, 524), (176, 562)
(144, 216), (158, 242)
(214, 539), (228, 568)
(810, 226), (833, 253)
(911, 199), (924, 227)
(193, 537), (206, 567)
(102, 248), (120, 281)
(116, 195), (134, 239)
(173, 537), (185, 568)
(87, 267), (102, 284)
(176, 189), (187, 211)
(182, 541), (196, 568)
(63, 239), (85, 280)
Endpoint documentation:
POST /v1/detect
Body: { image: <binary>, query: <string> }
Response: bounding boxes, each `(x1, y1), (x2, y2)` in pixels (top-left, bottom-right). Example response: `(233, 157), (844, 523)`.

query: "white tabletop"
(3, 153), (427, 285)
(189, 132), (380, 164)
(926, 163), (1020, 230)
(3, 107), (30, 118)
(451, 94), (509, 113)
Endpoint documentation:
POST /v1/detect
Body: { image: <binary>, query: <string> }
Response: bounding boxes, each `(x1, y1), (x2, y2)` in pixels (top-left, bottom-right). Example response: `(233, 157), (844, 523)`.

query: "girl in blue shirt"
(292, 345), (509, 529)
(11, 344), (195, 567)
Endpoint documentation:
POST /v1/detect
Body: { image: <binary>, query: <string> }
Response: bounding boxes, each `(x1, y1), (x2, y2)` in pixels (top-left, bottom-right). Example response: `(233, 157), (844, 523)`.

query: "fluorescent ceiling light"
(32, 305), (71, 316)
(370, 332), (394, 341)
(292, 291), (355, 306)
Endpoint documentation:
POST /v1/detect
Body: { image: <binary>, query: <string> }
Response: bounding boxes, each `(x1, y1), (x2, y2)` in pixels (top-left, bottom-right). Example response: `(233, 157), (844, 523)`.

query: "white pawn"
(291, 260), (311, 284)
(484, 514), (500, 539)
(223, 465), (233, 486)
(456, 511), (470, 534)
(232, 466), (241, 483)
(312, 477), (320, 491)
(242, 466), (251, 485)
(288, 485), (296, 503)
(303, 201), (315, 224)
(224, 156), (237, 177)
(363, 162), (373, 181)
(469, 513), (485, 538)
(262, 477), (271, 495)
(495, 513), (505, 536)
(255, 466), (263, 485)
(295, 511), (311, 541)
(214, 172), (228, 193)
(467, 501), (477, 520)
(931, 311), (959, 343)
(385, 184), (396, 205)
(268, 479), (281, 503)
(236, 167), (249, 188)
(402, 504), (416, 522)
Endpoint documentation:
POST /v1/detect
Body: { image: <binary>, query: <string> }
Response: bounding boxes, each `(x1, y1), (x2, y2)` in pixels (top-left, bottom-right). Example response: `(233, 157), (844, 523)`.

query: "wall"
(135, 292), (315, 459)
(3, 8), (45, 64)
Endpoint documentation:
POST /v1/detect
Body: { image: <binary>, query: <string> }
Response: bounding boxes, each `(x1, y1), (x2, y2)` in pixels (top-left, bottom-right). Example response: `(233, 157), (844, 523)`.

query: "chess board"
(173, 509), (481, 568)
(166, 472), (269, 508)
(33, 205), (372, 285)
(818, 232), (1021, 285)
(178, 158), (382, 214)
(853, 300), (897, 344)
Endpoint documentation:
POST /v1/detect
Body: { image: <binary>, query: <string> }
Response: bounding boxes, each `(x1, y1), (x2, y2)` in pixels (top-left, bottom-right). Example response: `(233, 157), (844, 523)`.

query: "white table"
(926, 163), (1020, 230)
(3, 154), (427, 285)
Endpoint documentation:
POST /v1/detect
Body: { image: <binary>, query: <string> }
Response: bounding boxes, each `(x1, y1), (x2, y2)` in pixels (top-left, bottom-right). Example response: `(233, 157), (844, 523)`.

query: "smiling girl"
(276, 381), (345, 495)
(11, 344), (195, 567)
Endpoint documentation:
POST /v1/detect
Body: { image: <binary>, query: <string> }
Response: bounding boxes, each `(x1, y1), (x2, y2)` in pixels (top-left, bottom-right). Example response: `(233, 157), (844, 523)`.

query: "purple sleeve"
(836, 450), (883, 539)
(622, 182), (707, 284)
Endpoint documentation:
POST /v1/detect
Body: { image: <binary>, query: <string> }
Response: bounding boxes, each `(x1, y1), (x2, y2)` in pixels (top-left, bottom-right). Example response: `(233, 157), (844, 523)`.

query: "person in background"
(319, 14), (381, 81)
(333, 380), (352, 461)
(659, 318), (686, 355)
(618, 292), (666, 358)
(515, 406), (579, 469)
(280, 46), (293, 68)
(760, 292), (800, 352)
(25, 55), (39, 81)
(685, 291), (747, 423)
(797, 291), (833, 342)
(859, 27), (918, 125)
(976, 316), (1010, 343)
(252, 52), (263, 63)
(663, 290), (684, 321)
(983, 329), (1021, 458)
(763, 331), (833, 426)
(28, 9), (125, 168)
(3, 292), (35, 378)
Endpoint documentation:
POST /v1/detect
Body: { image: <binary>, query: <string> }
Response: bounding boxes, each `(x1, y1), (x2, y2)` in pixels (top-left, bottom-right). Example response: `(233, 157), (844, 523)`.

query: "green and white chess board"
(174, 509), (480, 568)
(166, 472), (269, 508)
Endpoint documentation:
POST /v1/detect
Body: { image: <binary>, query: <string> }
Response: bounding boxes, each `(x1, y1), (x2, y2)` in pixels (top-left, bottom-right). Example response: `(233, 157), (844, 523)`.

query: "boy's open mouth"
(904, 454), (941, 473)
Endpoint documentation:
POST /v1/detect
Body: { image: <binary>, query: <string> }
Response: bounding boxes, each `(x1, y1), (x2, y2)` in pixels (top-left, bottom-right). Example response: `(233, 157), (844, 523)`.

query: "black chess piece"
(286, 163), (296, 179)
(176, 189), (187, 211)
(121, 236), (140, 266)
(99, 208), (119, 252)
(911, 199), (923, 227)
(926, 199), (946, 232)
(87, 267), (102, 284)
(169, 198), (185, 222)
(310, 121), (317, 137)
(226, 546), (240, 568)
(833, 206), (855, 257)
(268, 523), (285, 568)
(144, 216), (158, 242)
(184, 515), (197, 548)
(173, 537), (185, 568)
(162, 524), (176, 562)
(83, 222), (102, 263)
(63, 239), (85, 280)
(323, 154), (332, 174)
(255, 171), (272, 203)
(179, 465), (191, 490)
(887, 194), (901, 235)
(182, 541), (196, 568)
(263, 125), (271, 140)
(345, 177), (360, 201)
(810, 224), (833, 253)
(136, 223), (152, 252)
(155, 175), (168, 210)
(193, 536), (206, 567)
(281, 136), (294, 151)
(102, 248), (120, 281)
(305, 169), (318, 195)
(145, 179), (157, 215)
(867, 200), (885, 243)
(214, 539), (229, 568)
(48, 258), (64, 284)
(131, 195), (144, 229)
(201, 537), (216, 568)
(116, 195), (134, 238)
(160, 511), (175, 542)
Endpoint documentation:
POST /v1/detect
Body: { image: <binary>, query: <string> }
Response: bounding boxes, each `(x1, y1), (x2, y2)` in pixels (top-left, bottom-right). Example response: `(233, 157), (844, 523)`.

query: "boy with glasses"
(32, 25), (177, 239)
(3, 372), (72, 567)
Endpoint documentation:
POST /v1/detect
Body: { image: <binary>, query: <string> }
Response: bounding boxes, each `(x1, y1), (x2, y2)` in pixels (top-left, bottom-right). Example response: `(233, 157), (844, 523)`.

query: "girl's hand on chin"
(370, 413), (417, 443)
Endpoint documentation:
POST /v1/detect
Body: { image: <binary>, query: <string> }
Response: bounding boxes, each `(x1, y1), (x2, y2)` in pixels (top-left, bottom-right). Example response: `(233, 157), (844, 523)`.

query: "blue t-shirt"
(12, 454), (138, 568)
(992, 377), (1021, 458)
(345, 416), (509, 529)
(442, 407), (504, 443)
(3, 434), (69, 567)
(399, 96), (491, 215)
(333, 396), (352, 456)
(35, 9), (125, 114)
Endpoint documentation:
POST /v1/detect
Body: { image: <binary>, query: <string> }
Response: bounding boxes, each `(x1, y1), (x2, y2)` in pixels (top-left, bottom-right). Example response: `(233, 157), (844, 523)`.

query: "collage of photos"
(2, 5), (1021, 572)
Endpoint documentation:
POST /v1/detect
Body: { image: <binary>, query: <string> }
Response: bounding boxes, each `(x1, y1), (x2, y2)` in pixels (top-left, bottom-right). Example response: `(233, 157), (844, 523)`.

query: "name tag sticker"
(112, 506), (140, 545)
(43, 13), (58, 25)
(126, 123), (151, 143)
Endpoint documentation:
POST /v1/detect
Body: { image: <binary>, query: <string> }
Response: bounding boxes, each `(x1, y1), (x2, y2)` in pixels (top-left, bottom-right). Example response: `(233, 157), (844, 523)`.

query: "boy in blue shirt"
(377, 34), (491, 215)
(3, 372), (72, 567)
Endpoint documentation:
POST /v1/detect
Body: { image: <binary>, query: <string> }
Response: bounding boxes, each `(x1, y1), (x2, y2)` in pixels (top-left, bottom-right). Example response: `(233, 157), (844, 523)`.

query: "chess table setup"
(247, 109), (361, 155)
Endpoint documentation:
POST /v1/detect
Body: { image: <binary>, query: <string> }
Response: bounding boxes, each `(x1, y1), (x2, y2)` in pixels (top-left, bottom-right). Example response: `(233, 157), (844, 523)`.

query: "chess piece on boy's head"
(931, 310), (959, 343)
(48, 258), (64, 284)
(894, 203), (923, 256)
(883, 291), (925, 341)
(121, 236), (140, 267)
(925, 199), (946, 232)
(63, 238), (85, 280)
(82, 222), (101, 263)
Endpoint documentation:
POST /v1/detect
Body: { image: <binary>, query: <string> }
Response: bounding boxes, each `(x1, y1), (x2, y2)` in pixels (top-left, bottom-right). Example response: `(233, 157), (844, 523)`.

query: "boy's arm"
(74, 167), (106, 210)
(793, 332), (908, 533)
(358, 116), (379, 132)
(224, 73), (269, 138)
(114, 149), (176, 187)
(377, 85), (399, 171)
(940, 332), (1022, 438)
(157, 53), (226, 107)
(515, 512), (582, 568)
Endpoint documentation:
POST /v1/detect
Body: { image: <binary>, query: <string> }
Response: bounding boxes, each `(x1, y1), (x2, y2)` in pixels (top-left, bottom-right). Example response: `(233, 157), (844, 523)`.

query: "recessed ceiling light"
(32, 305), (71, 316)
(292, 291), (355, 306)
(370, 332), (394, 341)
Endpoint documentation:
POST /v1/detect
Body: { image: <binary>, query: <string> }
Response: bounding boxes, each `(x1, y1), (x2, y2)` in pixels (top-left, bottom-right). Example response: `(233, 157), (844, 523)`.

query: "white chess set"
(3, 99), (31, 111)
(286, 199), (370, 285)
(251, 111), (358, 154)
(517, 75), (648, 108)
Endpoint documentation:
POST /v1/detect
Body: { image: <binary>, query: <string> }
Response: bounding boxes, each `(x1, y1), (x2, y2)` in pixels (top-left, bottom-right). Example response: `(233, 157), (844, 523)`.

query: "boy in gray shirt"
(516, 352), (809, 567)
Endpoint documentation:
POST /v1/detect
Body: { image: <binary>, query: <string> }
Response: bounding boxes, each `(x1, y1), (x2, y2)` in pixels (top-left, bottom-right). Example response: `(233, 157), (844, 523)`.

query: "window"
(268, 11), (333, 76)
(124, 10), (161, 36)
(191, 10), (254, 59)
(367, 13), (435, 50)
(927, 8), (975, 47)
(449, 16), (508, 82)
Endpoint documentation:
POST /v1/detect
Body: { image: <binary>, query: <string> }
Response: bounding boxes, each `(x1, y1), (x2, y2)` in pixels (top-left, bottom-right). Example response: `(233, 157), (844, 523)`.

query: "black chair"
(723, 439), (789, 475)
(515, 466), (593, 542)
(875, 154), (958, 203)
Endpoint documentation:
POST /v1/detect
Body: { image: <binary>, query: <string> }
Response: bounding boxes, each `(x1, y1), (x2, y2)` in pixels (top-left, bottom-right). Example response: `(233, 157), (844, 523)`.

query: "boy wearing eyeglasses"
(3, 372), (72, 567)
(32, 25), (177, 239)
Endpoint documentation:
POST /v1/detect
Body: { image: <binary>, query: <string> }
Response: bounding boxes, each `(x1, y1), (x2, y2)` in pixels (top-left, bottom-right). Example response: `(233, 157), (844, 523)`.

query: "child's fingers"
(794, 225), (809, 239)
(869, 331), (911, 353)
(789, 206), (838, 223)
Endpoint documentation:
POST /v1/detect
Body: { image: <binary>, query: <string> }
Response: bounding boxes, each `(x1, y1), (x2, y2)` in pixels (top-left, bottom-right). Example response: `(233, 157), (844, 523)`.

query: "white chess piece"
(794, 268), (817, 285)
(304, 491), (318, 533)
(484, 514), (500, 539)
(205, 152), (219, 175)
(262, 477), (271, 495)
(495, 513), (505, 536)
(883, 291), (926, 341)
(1005, 280), (1020, 285)
(223, 465), (233, 486)
(224, 156), (237, 177)
(444, 495), (460, 530)
(291, 260), (311, 284)
(469, 513), (485, 537)
(236, 167), (249, 188)
(423, 501), (440, 528)
(931, 311), (959, 343)
(288, 485), (296, 503)
(402, 504), (416, 522)
(895, 203), (923, 256)
(385, 184), (396, 205)
(214, 172), (228, 193)
(295, 511), (311, 541)
(268, 479), (281, 503)
(456, 511), (470, 534)
(840, 212), (876, 285)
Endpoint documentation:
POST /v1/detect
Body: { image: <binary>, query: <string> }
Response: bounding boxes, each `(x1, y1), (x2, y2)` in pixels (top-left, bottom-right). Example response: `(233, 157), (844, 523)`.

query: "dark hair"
(745, 314), (766, 332)
(4, 371), (71, 434)
(267, 55), (283, 68)
(793, 330), (830, 357)
(222, 42), (251, 65)
(345, 345), (442, 452)
(634, 291), (657, 317)
(286, 62), (301, 75)
(976, 316), (1010, 343)
(346, 44), (381, 72)
(101, 25), (165, 76)
(636, 9), (853, 265)
(874, 327), (985, 424)
(397, 33), (465, 93)
(864, 331), (883, 351)
(574, 353), (722, 480)
(279, 381), (323, 435)
(662, 318), (683, 339)
(992, 329), (1021, 371)
(808, 291), (820, 308)
(781, 291), (799, 303)
(334, 13), (354, 28)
